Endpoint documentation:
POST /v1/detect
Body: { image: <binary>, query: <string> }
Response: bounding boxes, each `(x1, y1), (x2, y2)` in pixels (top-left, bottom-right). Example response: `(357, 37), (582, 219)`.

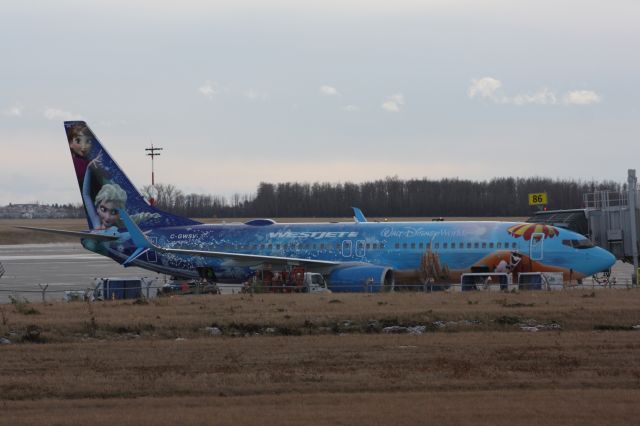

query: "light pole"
(628, 169), (638, 287)
(145, 143), (163, 205)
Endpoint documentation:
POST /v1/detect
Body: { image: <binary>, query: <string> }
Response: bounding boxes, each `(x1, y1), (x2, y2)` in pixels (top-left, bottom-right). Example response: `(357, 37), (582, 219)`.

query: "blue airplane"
(21, 121), (616, 291)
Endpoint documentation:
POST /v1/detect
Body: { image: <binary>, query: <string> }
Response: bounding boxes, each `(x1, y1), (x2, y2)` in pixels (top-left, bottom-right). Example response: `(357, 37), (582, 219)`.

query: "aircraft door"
(529, 233), (544, 261)
(341, 240), (352, 258)
(356, 240), (366, 257)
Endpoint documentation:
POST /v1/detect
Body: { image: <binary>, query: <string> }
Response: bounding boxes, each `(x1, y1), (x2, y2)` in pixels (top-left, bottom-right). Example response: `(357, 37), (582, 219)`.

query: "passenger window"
(366, 243), (371, 250)
(467, 243), (472, 249)
(411, 243), (415, 249)
(419, 242), (423, 249)
(434, 243), (440, 249)
(443, 243), (448, 249)
(380, 243), (385, 249)
(512, 242), (517, 249)
(426, 243), (431, 249)
(497, 242), (502, 249)
(489, 243), (493, 248)
(395, 243), (400, 249)
(474, 243), (479, 249)
(451, 242), (456, 249)
(403, 243), (408, 249)
(320, 244), (325, 249)
(373, 243), (378, 249)
(482, 242), (486, 249)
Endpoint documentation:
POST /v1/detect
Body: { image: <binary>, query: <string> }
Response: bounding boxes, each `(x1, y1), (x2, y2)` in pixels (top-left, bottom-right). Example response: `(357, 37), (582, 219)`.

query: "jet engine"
(328, 265), (394, 293)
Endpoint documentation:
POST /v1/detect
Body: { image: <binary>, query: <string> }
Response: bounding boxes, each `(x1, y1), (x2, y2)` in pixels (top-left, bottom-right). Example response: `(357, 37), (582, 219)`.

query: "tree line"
(141, 176), (621, 218)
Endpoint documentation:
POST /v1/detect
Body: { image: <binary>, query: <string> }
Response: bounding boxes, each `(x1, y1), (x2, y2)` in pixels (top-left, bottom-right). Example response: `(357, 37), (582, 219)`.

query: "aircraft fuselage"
(87, 219), (615, 286)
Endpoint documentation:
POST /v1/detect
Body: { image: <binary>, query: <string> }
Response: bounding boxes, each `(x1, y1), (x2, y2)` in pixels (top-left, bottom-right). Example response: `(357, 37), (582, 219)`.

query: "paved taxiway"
(0, 243), (156, 303)
(0, 243), (246, 303)
(0, 243), (635, 304)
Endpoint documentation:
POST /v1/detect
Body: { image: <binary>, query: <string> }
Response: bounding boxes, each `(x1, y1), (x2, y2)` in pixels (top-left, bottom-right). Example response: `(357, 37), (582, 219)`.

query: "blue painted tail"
(64, 121), (201, 230)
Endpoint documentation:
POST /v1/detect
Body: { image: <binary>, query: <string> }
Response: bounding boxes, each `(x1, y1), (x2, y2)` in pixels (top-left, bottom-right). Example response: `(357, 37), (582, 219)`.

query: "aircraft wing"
(149, 246), (341, 266)
(117, 209), (340, 267)
(16, 226), (120, 242)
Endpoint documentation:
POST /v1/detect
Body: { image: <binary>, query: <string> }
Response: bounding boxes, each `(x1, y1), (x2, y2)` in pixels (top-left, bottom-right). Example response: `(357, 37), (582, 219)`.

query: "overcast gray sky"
(1, 0), (639, 205)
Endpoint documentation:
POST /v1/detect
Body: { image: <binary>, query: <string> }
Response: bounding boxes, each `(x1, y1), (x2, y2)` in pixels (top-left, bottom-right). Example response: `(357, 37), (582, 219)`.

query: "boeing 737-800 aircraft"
(21, 122), (616, 291)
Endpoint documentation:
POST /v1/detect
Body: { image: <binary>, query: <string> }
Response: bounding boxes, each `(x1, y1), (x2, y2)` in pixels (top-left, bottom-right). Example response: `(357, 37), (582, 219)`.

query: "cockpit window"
(562, 239), (595, 249)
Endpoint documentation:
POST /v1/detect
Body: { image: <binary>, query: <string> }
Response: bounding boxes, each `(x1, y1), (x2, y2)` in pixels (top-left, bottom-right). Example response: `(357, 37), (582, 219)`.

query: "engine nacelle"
(328, 265), (394, 292)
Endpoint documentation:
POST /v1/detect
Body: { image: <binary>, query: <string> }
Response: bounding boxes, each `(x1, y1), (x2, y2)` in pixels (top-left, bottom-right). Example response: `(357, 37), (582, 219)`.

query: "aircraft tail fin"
(64, 121), (201, 230)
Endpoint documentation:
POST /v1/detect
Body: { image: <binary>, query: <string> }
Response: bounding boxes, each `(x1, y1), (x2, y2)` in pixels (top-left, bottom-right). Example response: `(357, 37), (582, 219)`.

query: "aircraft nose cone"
(595, 247), (616, 274)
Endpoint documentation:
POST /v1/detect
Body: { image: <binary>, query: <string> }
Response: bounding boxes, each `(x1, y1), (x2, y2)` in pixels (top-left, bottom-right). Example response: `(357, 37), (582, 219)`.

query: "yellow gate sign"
(528, 192), (548, 205)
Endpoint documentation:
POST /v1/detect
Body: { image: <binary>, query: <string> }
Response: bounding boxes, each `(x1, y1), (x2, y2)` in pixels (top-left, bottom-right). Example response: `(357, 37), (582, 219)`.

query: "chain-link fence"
(1, 278), (635, 304)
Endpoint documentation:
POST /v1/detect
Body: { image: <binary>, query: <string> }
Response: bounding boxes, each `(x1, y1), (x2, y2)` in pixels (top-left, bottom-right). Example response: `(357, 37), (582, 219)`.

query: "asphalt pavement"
(0, 243), (157, 303)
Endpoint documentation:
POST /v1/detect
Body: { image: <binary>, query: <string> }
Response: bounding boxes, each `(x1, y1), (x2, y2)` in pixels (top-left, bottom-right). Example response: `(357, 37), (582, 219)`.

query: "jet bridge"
(582, 171), (639, 264)
(527, 169), (639, 285)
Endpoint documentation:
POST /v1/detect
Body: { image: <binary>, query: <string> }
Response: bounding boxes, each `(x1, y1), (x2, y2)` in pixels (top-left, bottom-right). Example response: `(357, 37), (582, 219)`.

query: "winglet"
(118, 209), (159, 266)
(352, 207), (367, 223)
(118, 208), (153, 249)
(123, 247), (149, 267)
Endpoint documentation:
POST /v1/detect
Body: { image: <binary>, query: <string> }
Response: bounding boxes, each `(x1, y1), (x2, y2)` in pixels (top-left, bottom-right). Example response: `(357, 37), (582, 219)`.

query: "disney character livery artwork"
(64, 122), (197, 231)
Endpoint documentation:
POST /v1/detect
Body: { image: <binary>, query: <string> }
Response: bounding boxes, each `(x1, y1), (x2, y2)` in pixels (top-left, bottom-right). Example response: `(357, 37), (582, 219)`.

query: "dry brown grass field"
(2, 290), (640, 424)
(0, 217), (527, 245)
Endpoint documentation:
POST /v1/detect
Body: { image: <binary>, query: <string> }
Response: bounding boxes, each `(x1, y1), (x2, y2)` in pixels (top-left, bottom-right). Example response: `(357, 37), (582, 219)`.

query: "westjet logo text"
(268, 231), (359, 239)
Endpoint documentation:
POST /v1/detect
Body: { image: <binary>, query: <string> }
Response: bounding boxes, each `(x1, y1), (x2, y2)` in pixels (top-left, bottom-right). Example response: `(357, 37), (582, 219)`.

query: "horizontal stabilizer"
(16, 226), (120, 241)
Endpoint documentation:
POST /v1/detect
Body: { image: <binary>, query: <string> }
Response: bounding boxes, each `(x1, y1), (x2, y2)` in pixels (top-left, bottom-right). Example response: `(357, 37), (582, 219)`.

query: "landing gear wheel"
(592, 270), (612, 287)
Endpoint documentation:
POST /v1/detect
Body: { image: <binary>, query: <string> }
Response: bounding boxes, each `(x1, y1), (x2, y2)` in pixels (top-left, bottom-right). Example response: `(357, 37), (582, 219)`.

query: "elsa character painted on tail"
(84, 179), (160, 230)
(92, 183), (127, 230)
